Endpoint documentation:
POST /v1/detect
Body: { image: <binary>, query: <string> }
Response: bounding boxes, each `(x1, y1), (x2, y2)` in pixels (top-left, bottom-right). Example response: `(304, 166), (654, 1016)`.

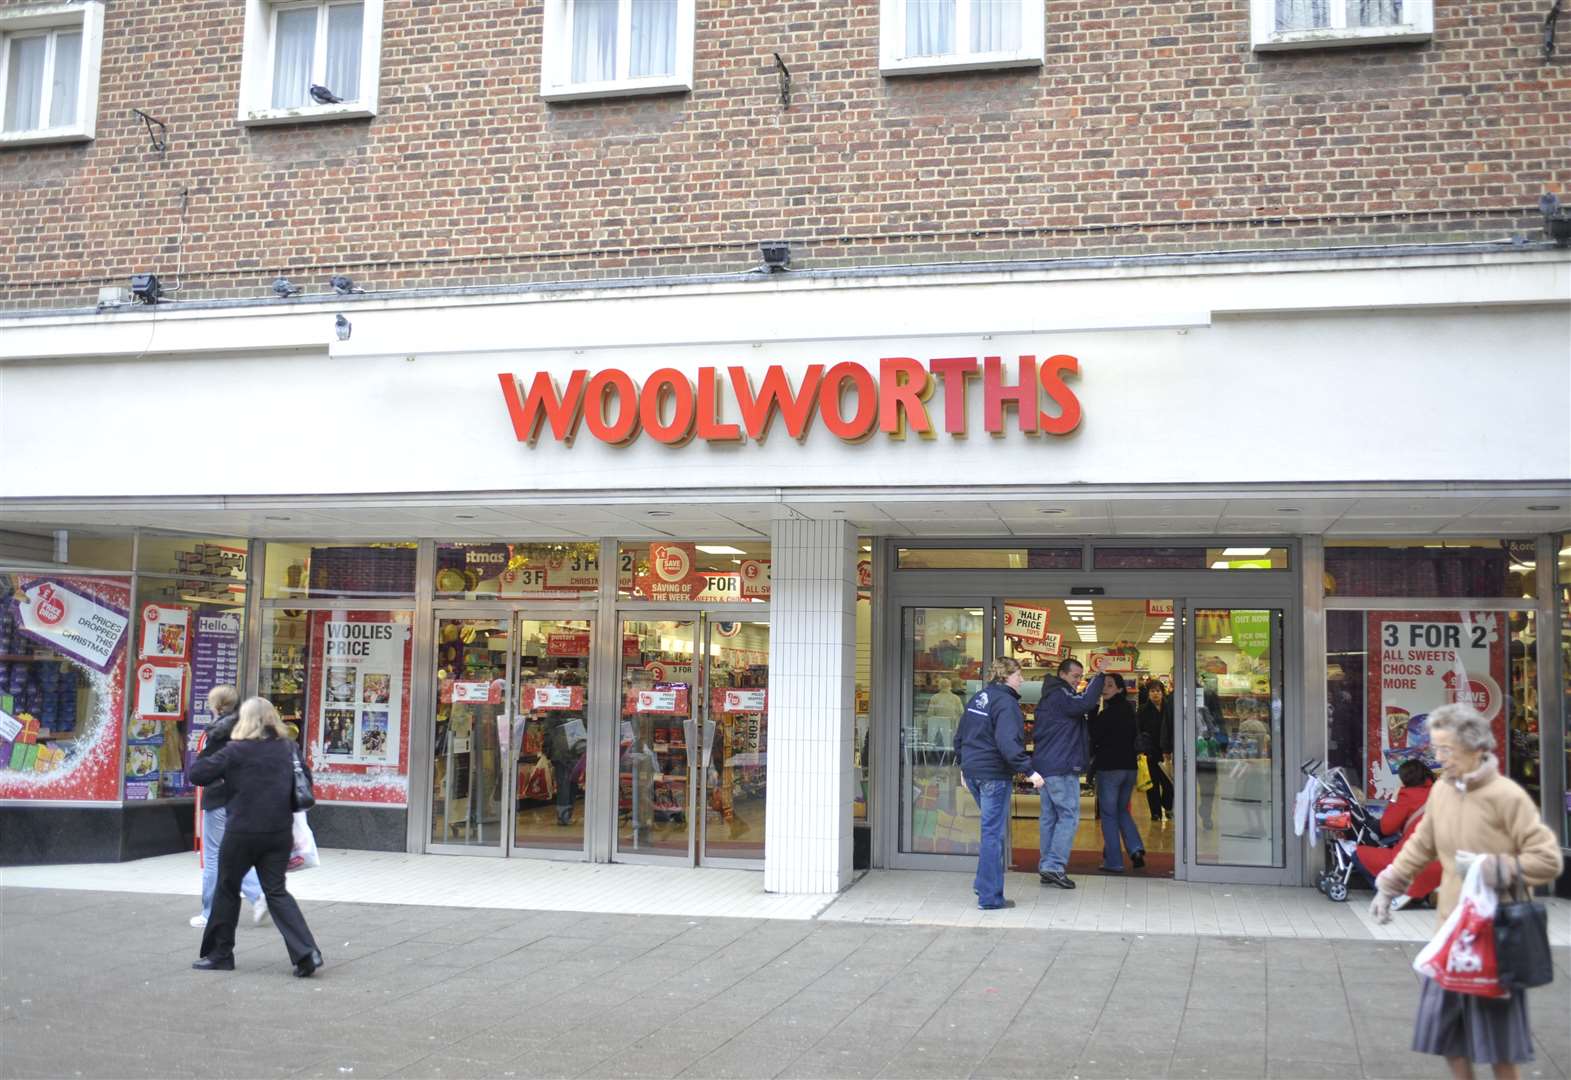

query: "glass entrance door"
(900, 606), (987, 859)
(512, 616), (592, 853)
(701, 620), (769, 863)
(617, 615), (770, 865)
(429, 616), (510, 852)
(1183, 604), (1289, 880)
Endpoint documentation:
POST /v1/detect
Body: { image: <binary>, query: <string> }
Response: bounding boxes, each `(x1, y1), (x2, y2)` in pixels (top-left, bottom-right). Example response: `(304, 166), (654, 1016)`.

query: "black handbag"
(1493, 857), (1553, 991)
(290, 744), (316, 812)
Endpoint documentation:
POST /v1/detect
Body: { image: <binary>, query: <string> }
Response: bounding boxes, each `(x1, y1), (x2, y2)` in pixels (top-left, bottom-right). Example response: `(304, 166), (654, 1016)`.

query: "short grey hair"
(206, 684), (240, 716)
(1426, 703), (1496, 752)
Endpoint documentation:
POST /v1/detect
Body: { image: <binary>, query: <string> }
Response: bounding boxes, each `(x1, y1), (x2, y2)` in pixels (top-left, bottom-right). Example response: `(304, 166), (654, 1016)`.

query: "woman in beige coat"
(1369, 704), (1562, 1080)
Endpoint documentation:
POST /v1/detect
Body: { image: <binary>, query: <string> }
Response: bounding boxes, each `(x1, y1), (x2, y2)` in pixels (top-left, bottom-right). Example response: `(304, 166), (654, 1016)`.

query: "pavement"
(2, 884), (1569, 1080)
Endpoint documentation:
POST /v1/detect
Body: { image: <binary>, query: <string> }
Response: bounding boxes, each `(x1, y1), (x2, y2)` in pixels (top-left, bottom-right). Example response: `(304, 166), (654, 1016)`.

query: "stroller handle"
(1299, 757), (1323, 776)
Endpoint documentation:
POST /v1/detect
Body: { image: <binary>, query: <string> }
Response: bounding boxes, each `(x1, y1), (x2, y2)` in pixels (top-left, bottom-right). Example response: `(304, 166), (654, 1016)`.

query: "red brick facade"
(1, 1), (1567, 310)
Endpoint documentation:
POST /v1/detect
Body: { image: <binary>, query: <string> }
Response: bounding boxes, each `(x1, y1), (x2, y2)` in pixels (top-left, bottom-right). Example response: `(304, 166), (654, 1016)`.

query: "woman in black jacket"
(191, 685), (265, 929)
(188, 697), (322, 977)
(1090, 674), (1146, 873)
(1135, 682), (1175, 823)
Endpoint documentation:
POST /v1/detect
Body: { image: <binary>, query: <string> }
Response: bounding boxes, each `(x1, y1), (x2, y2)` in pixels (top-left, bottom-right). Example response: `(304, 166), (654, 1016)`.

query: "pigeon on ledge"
(309, 84), (343, 105)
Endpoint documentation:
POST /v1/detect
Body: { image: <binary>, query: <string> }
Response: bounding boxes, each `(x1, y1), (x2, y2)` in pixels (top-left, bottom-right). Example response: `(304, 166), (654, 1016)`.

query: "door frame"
(420, 604), (598, 859)
(1177, 598), (1300, 885)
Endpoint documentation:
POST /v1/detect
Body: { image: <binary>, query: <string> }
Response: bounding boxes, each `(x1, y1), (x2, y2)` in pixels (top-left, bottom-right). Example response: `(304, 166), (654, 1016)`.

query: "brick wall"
(1, 0), (1567, 310)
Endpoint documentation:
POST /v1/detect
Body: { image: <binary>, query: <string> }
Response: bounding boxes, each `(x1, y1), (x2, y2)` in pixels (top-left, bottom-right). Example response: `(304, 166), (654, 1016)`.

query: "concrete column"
(764, 518), (856, 894)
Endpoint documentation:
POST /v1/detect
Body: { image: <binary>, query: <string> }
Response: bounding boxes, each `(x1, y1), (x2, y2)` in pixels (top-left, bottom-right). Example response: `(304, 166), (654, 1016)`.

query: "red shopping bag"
(1413, 860), (1507, 999)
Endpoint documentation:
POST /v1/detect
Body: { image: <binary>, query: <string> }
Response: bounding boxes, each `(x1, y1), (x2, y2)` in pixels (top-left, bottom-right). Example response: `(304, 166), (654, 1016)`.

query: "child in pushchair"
(1308, 764), (1390, 902)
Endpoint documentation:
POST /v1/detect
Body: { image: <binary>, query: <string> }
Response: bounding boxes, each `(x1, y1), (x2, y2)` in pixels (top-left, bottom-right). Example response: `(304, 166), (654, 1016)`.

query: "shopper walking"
(1090, 674), (1146, 873)
(188, 697), (323, 977)
(189, 685), (266, 929)
(954, 657), (1044, 910)
(1031, 657), (1106, 889)
(1369, 704), (1561, 1079)
(1135, 682), (1174, 823)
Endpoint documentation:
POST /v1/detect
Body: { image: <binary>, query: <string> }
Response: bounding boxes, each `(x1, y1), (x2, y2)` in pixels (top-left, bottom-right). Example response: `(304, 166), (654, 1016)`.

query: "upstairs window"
(880, 0), (1045, 76)
(1251, 0), (1433, 50)
(542, 0), (695, 102)
(0, 2), (103, 146)
(239, 0), (383, 125)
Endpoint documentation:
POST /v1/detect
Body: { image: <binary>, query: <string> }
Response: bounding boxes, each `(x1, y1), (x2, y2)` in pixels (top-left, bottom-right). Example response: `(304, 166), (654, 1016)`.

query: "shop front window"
(263, 541), (417, 600)
(1560, 537), (1570, 839)
(0, 572), (130, 803)
(1093, 547), (1290, 571)
(617, 541), (770, 602)
(1325, 539), (1536, 599)
(434, 542), (602, 600)
(1327, 608), (1536, 801)
(128, 576), (248, 799)
(261, 609), (415, 807)
(896, 547), (1082, 570)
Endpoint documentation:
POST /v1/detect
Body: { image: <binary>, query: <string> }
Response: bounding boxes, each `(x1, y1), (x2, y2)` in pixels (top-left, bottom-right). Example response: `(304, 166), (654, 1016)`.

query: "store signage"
(1019, 631), (1064, 658)
(12, 577), (130, 674)
(637, 689), (680, 713)
(135, 660), (186, 720)
(452, 681), (494, 703)
(532, 685), (585, 711)
(1365, 611), (1506, 799)
(1231, 610), (1273, 658)
(1146, 600), (1174, 617)
(546, 632), (591, 657)
(739, 559), (771, 599)
(498, 354), (1084, 447)
(140, 604), (192, 661)
(1002, 603), (1050, 640)
(721, 689), (767, 713)
(1088, 652), (1134, 674)
(645, 659), (694, 682)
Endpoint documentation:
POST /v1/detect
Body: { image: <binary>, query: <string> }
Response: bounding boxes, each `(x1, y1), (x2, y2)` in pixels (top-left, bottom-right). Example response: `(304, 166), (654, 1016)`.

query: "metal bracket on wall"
(773, 52), (791, 110)
(1547, 0), (1563, 57)
(131, 109), (167, 155)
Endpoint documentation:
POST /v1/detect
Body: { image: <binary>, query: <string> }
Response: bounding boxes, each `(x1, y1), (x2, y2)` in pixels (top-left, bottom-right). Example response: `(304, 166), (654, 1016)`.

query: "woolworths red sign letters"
(497, 354), (1083, 447)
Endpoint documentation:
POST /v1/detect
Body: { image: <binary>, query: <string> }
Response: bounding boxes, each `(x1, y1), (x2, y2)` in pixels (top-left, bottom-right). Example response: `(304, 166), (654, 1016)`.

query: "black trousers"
(1143, 754), (1174, 816)
(199, 827), (319, 966)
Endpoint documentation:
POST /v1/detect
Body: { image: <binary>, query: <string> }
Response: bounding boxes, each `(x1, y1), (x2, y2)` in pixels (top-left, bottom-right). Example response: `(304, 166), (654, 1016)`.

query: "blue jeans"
(202, 806), (262, 917)
(1095, 770), (1144, 871)
(1038, 774), (1081, 874)
(964, 777), (1011, 908)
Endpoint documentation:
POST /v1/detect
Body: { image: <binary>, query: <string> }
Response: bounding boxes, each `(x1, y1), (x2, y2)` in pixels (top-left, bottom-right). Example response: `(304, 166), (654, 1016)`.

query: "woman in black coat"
(1090, 674), (1146, 872)
(188, 697), (323, 977)
(1135, 682), (1175, 822)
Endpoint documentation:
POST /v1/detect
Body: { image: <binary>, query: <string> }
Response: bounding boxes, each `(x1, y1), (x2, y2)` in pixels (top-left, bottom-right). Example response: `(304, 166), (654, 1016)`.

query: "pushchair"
(1301, 760), (1396, 902)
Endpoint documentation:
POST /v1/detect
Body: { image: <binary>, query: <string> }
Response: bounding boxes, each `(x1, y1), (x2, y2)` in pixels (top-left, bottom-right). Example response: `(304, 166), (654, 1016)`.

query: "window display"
(303, 610), (414, 805)
(127, 576), (246, 799)
(434, 542), (601, 599)
(263, 542), (417, 600)
(0, 572), (129, 802)
(618, 542), (769, 602)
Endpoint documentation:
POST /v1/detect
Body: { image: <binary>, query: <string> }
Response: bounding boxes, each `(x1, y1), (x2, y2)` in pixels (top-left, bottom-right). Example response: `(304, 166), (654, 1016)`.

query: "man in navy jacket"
(1031, 656), (1106, 889)
(955, 657), (1044, 910)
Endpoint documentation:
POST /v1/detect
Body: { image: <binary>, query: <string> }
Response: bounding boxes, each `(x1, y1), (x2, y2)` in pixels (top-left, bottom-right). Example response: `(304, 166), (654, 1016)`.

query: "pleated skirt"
(1411, 977), (1534, 1065)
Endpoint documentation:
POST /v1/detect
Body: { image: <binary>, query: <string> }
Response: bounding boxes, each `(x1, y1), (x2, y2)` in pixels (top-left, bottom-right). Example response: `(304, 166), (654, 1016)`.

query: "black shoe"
(978, 899), (1015, 910)
(192, 955), (234, 971)
(1039, 871), (1076, 890)
(292, 950), (323, 978)
(1131, 851), (1146, 870)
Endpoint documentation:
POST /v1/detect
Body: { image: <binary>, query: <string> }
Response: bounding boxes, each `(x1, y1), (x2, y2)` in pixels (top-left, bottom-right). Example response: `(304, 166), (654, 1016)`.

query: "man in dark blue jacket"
(1031, 656), (1106, 889)
(955, 657), (1044, 910)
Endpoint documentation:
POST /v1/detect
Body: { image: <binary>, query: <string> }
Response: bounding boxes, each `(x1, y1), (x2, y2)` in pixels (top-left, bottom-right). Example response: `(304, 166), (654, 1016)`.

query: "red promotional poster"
(529, 684), (586, 711)
(626, 683), (691, 715)
(0, 575), (130, 802)
(639, 542), (700, 602)
(546, 632), (591, 657)
(139, 603), (193, 662)
(133, 659), (187, 720)
(305, 610), (414, 806)
(1365, 611), (1508, 798)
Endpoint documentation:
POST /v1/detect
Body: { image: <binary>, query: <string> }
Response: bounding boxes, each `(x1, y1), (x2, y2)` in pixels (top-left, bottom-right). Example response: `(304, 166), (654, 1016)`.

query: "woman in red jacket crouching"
(1356, 759), (1441, 908)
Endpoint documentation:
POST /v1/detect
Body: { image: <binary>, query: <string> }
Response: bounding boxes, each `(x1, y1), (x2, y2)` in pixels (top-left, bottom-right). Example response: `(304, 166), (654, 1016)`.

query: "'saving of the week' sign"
(498, 354), (1083, 447)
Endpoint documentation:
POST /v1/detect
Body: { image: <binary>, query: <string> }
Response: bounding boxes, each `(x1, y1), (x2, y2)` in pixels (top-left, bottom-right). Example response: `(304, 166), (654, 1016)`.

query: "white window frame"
(1250, 0), (1433, 51)
(879, 0), (1045, 77)
(0, 1), (103, 147)
(238, 0), (382, 126)
(541, 0), (695, 103)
